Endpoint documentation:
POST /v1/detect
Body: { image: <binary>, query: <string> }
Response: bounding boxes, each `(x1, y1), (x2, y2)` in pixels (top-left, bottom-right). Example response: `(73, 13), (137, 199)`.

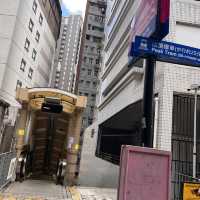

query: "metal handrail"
(175, 172), (200, 182)
(0, 151), (13, 157)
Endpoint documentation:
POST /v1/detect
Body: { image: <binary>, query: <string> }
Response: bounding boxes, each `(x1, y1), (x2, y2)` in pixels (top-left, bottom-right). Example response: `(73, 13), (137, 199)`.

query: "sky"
(61, 0), (87, 17)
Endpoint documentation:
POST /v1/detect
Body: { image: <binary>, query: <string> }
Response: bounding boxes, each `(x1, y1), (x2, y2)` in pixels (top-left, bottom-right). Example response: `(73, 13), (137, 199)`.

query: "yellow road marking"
(68, 186), (81, 200)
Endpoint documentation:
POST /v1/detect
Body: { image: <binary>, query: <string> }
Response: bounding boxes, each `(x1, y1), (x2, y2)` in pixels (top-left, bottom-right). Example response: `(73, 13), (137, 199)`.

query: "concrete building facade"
(76, 0), (107, 130)
(0, 0), (61, 185)
(50, 15), (82, 93)
(78, 122), (119, 188)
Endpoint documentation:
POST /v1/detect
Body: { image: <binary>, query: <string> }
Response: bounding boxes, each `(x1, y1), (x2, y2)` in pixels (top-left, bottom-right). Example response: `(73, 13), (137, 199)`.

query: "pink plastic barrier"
(118, 146), (171, 200)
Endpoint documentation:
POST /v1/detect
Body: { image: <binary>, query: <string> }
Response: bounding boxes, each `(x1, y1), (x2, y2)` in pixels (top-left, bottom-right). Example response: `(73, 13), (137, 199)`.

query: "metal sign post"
(193, 89), (197, 178)
(128, 0), (170, 147)
(188, 84), (200, 179)
(142, 57), (156, 147)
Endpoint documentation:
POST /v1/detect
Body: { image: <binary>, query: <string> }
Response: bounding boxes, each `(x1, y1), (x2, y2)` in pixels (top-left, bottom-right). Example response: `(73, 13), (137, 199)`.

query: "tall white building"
(50, 15), (82, 93)
(94, 0), (200, 197)
(0, 0), (61, 152)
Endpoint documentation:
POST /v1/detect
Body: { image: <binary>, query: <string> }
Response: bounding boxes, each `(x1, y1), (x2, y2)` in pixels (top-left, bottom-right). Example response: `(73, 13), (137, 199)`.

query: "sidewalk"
(68, 187), (117, 200)
(0, 183), (117, 200)
(1, 180), (69, 200)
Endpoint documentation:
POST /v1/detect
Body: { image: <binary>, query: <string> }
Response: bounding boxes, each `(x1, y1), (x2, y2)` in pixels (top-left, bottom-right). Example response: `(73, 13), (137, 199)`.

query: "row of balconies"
(89, 6), (106, 16)
(87, 29), (105, 38)
(88, 14), (105, 26)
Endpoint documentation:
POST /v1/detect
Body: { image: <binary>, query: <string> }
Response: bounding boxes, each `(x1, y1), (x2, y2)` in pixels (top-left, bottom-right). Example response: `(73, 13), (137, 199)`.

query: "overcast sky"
(61, 0), (87, 17)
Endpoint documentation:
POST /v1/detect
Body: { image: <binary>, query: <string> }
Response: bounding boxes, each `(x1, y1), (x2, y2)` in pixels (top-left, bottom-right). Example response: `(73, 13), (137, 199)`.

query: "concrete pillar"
(65, 109), (83, 186)
(16, 105), (29, 157)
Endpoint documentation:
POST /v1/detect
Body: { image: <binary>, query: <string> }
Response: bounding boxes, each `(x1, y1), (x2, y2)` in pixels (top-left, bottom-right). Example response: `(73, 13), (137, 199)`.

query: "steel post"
(193, 89), (197, 178)
(142, 57), (156, 147)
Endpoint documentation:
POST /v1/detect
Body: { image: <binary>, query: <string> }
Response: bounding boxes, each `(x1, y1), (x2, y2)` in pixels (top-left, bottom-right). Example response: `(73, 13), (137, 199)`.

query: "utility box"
(118, 146), (171, 200)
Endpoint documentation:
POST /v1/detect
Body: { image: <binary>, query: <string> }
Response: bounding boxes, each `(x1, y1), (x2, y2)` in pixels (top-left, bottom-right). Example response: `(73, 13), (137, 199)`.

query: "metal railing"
(0, 152), (16, 189)
(172, 166), (200, 200)
(172, 172), (200, 200)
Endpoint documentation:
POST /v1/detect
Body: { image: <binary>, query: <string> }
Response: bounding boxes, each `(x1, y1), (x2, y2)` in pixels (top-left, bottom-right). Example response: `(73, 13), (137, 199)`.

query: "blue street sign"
(134, 36), (200, 67)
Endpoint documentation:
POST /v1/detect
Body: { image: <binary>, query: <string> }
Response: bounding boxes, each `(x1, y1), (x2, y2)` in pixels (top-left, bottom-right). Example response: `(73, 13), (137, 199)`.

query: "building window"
(35, 31), (40, 42)
(28, 18), (34, 32)
(89, 58), (93, 64)
(28, 68), (33, 79)
(16, 80), (22, 90)
(32, 0), (37, 14)
(96, 59), (100, 65)
(32, 49), (37, 61)
(88, 24), (91, 30)
(82, 68), (85, 71)
(94, 68), (99, 77)
(95, 26), (104, 32)
(93, 36), (101, 43)
(88, 69), (92, 75)
(79, 80), (84, 83)
(91, 94), (96, 101)
(39, 13), (43, 25)
(83, 57), (87, 63)
(84, 93), (89, 96)
(24, 38), (30, 52)
(93, 81), (97, 87)
(97, 47), (101, 54)
(86, 34), (90, 40)
(94, 16), (104, 23)
(20, 58), (26, 71)
(90, 106), (94, 113)
(86, 81), (90, 86)
(88, 118), (93, 125)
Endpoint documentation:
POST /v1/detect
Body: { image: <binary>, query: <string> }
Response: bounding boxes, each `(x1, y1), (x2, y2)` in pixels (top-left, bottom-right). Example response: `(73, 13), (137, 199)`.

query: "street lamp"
(188, 84), (200, 178)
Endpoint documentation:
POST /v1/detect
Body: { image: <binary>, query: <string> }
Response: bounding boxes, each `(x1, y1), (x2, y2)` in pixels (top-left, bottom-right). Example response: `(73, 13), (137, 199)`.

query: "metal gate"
(172, 94), (200, 200)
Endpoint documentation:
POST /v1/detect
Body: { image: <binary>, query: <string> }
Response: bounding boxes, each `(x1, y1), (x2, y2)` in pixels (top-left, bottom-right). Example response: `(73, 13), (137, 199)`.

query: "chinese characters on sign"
(134, 36), (200, 67)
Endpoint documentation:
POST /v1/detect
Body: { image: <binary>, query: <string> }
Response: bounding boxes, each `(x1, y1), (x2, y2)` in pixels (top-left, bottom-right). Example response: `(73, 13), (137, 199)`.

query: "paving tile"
(2, 180), (69, 200)
(76, 187), (117, 200)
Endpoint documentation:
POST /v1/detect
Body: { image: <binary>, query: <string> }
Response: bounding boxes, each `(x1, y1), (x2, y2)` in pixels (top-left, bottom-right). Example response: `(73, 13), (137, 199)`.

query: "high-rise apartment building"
(50, 15), (82, 93)
(0, 0), (61, 163)
(76, 0), (107, 130)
